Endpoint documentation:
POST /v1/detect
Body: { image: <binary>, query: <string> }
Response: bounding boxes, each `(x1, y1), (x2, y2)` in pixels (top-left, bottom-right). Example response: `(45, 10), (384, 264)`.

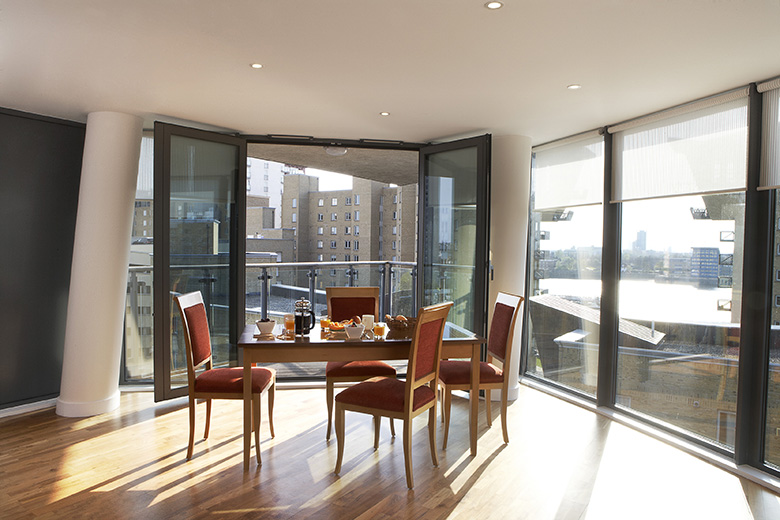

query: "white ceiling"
(2, 0), (780, 147)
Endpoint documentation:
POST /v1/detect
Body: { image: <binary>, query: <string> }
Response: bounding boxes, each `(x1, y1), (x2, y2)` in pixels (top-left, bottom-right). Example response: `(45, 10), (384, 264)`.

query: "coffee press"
(294, 297), (316, 336)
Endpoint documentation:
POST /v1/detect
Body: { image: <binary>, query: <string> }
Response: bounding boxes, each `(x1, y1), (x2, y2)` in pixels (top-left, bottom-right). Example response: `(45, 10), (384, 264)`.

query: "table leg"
(243, 356), (252, 470)
(470, 341), (479, 456)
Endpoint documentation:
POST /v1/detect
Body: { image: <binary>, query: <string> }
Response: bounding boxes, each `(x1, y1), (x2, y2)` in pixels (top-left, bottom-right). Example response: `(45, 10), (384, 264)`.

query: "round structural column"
(56, 112), (142, 417)
(490, 134), (532, 402)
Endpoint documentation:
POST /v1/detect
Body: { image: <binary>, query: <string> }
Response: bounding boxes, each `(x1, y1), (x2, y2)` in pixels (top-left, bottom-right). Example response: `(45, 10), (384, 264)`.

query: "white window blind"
(610, 91), (749, 203)
(759, 79), (780, 190)
(531, 131), (604, 211)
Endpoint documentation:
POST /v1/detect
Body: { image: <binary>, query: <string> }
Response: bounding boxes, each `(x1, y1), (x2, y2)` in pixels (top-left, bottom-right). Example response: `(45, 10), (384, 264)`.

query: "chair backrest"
(406, 302), (453, 401)
(486, 292), (524, 366)
(326, 286), (380, 322)
(174, 291), (213, 377)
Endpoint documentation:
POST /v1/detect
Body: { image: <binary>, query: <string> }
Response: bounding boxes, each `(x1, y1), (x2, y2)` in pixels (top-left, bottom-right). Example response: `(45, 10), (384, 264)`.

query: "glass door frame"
(153, 122), (247, 401)
(417, 134), (492, 338)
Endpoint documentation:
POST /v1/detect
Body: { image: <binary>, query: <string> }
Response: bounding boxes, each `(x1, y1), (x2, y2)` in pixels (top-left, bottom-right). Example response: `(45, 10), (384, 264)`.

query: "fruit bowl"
(256, 319), (276, 335)
(344, 324), (365, 339)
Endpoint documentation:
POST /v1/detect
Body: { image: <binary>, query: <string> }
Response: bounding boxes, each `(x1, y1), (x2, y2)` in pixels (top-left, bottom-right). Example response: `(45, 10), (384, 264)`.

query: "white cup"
(361, 314), (374, 330)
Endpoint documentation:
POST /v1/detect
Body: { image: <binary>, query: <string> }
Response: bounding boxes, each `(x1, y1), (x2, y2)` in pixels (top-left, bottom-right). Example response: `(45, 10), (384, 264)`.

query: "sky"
(540, 195), (739, 254)
(306, 168), (352, 191)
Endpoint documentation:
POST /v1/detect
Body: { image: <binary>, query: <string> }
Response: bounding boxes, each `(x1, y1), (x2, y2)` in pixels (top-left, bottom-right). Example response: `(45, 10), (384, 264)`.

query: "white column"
(489, 134), (532, 401)
(56, 112), (142, 417)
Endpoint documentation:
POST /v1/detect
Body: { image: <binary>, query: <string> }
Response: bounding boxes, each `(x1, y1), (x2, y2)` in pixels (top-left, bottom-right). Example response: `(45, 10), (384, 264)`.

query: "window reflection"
(526, 204), (603, 396)
(616, 193), (744, 449)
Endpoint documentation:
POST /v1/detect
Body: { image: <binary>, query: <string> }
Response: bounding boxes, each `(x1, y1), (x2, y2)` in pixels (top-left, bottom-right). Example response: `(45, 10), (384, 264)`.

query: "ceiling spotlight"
(324, 146), (348, 157)
(485, 2), (503, 9)
(251, 63), (263, 69)
(567, 84), (582, 90)
(380, 112), (390, 116)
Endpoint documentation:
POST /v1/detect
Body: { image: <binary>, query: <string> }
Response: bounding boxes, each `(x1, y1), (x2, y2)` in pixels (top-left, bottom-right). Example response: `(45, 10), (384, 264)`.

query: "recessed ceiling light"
(567, 84), (582, 90)
(324, 146), (348, 156)
(485, 2), (503, 9)
(251, 63), (263, 69)
(380, 112), (390, 116)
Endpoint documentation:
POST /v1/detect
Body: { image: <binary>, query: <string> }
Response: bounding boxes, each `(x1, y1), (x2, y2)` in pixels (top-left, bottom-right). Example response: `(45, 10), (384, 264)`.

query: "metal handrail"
(246, 260), (418, 319)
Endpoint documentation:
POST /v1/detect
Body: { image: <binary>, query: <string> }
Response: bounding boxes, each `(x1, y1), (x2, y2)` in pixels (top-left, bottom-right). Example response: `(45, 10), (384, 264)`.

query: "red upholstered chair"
(334, 301), (453, 489)
(175, 291), (275, 463)
(325, 286), (396, 441)
(438, 291), (523, 449)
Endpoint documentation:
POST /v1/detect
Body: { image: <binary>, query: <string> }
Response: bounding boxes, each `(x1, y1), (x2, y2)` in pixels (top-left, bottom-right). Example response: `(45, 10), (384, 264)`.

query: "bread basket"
(385, 316), (418, 339)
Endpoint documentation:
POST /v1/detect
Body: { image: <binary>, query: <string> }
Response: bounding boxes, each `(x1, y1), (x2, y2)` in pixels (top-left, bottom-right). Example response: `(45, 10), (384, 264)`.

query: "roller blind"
(610, 93), (749, 203)
(759, 83), (780, 190)
(531, 131), (604, 211)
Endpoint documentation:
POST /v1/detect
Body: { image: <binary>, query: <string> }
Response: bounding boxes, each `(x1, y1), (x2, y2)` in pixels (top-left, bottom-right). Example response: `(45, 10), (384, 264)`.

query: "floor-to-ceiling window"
(610, 92), (749, 449)
(761, 81), (780, 469)
(525, 132), (604, 396)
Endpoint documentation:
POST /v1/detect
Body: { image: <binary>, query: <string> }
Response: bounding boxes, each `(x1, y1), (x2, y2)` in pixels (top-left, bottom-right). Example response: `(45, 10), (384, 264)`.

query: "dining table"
(238, 322), (486, 470)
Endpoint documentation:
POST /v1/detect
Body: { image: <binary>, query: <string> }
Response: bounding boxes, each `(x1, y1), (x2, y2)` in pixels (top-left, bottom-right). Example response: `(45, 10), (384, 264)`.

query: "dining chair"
(438, 291), (523, 449)
(334, 301), (453, 489)
(325, 286), (396, 441)
(175, 291), (275, 463)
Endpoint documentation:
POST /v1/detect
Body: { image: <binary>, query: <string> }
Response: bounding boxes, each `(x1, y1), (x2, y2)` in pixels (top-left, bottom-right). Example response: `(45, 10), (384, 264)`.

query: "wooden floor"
(2, 386), (780, 520)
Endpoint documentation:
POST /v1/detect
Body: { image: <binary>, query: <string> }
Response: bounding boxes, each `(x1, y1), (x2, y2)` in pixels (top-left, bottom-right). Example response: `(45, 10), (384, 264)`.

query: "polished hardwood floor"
(2, 385), (780, 519)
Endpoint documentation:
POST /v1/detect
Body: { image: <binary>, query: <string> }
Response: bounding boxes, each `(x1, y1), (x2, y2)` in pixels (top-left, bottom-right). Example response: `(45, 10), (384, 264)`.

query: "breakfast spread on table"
(253, 314), (411, 341)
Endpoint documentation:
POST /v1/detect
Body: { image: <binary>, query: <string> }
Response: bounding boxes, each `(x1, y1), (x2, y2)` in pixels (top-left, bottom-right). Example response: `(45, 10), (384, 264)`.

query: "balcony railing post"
(198, 271), (216, 325)
(307, 267), (317, 304)
(346, 264), (356, 287)
(379, 263), (388, 318)
(258, 267), (271, 320)
(411, 265), (418, 311)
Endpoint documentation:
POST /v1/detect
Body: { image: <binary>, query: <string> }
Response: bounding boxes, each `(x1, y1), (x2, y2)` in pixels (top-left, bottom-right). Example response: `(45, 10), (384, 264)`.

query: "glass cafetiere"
(294, 298), (316, 336)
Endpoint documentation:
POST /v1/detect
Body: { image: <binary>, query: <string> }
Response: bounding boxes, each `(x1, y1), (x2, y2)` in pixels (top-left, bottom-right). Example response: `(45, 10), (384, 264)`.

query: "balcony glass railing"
(123, 261), (418, 383)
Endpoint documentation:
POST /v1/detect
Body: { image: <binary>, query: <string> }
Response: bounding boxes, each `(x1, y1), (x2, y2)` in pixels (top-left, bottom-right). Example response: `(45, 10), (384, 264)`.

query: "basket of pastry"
(385, 314), (417, 339)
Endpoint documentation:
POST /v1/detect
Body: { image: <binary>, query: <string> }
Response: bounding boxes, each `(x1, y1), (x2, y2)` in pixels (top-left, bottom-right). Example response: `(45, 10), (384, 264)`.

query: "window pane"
(421, 145), (480, 331)
(766, 85), (780, 469)
(767, 193), (780, 465)
(526, 204), (603, 396)
(526, 135), (604, 397)
(169, 134), (238, 384)
(125, 134), (154, 383)
(616, 193), (744, 450)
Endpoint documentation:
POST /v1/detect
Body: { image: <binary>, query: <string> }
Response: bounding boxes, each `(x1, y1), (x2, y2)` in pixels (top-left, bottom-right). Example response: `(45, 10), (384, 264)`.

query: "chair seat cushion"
(438, 360), (503, 385)
(335, 376), (435, 413)
(194, 366), (275, 394)
(326, 360), (396, 378)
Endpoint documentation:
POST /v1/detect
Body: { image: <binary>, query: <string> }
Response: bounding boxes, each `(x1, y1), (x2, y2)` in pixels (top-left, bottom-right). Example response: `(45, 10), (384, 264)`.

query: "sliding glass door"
(153, 123), (246, 401)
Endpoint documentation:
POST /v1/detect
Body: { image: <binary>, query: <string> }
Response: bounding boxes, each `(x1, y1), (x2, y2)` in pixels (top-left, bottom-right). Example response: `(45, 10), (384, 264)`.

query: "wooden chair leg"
(268, 383), (275, 438)
(253, 395), (262, 465)
(501, 390), (509, 444)
(326, 378), (334, 440)
(334, 404), (345, 474)
(373, 415), (380, 450)
(403, 418), (414, 489)
(204, 398), (212, 439)
(428, 405), (438, 467)
(485, 389), (492, 427)
(187, 396), (196, 460)
(389, 418), (395, 437)
(442, 388), (452, 450)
